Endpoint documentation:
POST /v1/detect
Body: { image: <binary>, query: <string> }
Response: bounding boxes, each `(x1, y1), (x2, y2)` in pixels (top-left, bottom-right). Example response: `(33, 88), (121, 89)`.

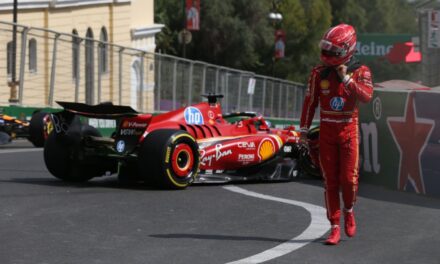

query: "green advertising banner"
(356, 33), (414, 61)
(359, 90), (408, 188)
(359, 89), (440, 197)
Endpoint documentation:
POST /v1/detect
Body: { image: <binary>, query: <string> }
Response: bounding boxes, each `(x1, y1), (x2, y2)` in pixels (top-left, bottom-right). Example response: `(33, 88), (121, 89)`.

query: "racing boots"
(344, 209), (356, 237)
(325, 225), (341, 245)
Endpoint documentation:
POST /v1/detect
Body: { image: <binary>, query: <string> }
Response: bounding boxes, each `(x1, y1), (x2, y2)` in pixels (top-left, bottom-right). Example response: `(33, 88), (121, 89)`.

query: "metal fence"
(0, 21), (305, 119)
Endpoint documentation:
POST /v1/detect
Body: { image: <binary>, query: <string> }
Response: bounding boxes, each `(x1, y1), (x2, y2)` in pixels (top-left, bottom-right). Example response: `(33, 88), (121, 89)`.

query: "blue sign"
(184, 107), (204, 125)
(330, 97), (345, 111)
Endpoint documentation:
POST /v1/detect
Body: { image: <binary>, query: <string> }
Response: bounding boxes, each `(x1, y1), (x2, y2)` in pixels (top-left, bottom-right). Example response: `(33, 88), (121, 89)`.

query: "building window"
(99, 27), (108, 74)
(72, 29), (80, 80)
(28, 38), (37, 73)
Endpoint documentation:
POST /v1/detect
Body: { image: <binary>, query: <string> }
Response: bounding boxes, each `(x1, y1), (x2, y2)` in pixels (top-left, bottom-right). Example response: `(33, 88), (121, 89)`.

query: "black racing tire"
(299, 126), (321, 179)
(138, 129), (199, 190)
(0, 131), (11, 145)
(298, 147), (321, 179)
(117, 162), (141, 185)
(44, 125), (103, 182)
(28, 111), (49, 147)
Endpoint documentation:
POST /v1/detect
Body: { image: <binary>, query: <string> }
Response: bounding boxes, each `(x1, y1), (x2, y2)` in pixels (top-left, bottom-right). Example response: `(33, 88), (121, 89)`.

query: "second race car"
(0, 111), (49, 147)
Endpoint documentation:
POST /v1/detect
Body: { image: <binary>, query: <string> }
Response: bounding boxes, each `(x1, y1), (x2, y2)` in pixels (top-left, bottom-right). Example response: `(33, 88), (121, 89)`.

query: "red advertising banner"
(274, 29), (285, 59)
(186, 0), (200, 31)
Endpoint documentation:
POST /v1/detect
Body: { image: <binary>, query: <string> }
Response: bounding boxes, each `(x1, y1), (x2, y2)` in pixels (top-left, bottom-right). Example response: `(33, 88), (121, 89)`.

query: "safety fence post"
(172, 60), (177, 110)
(48, 33), (60, 107)
(118, 47), (124, 105)
(188, 62), (193, 106)
(18, 27), (29, 105)
(262, 79), (267, 116)
(237, 75), (242, 112)
(139, 53), (145, 112)
(156, 54), (162, 112)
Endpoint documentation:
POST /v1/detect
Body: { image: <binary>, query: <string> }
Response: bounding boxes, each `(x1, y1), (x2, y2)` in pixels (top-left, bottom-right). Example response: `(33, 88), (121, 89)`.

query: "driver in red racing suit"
(300, 24), (373, 245)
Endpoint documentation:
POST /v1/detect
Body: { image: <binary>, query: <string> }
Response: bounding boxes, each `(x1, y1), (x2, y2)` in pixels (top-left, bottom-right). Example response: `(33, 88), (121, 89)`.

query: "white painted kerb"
(223, 186), (329, 264)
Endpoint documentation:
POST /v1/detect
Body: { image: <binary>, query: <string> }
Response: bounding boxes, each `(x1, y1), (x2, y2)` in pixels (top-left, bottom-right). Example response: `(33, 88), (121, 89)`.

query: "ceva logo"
(184, 107), (204, 125)
(330, 97), (345, 111)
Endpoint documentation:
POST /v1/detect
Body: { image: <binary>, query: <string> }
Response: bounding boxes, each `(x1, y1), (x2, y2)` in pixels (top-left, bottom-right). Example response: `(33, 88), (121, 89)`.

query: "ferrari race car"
(44, 94), (320, 189)
(0, 112), (49, 147)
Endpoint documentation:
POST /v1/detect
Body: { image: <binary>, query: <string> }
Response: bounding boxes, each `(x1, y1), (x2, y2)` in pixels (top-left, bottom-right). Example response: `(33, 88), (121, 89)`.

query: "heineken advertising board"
(359, 89), (440, 197)
(356, 33), (414, 61)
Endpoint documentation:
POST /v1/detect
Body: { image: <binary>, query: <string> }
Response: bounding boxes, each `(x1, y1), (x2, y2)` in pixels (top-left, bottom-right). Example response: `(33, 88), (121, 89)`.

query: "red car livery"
(44, 95), (314, 189)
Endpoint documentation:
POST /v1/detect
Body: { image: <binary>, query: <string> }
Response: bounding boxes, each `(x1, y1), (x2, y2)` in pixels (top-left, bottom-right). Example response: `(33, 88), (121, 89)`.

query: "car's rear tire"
(28, 111), (49, 147)
(44, 125), (103, 182)
(0, 131), (11, 145)
(138, 129), (199, 189)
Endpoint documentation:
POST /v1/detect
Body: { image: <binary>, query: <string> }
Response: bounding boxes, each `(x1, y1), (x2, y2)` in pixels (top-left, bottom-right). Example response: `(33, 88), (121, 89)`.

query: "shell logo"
(258, 139), (275, 161)
(320, 79), (330, 89)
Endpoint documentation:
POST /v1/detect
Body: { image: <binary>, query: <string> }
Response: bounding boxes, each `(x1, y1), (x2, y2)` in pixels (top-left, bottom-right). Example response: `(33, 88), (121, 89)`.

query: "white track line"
(0, 148), (43, 154)
(223, 186), (329, 264)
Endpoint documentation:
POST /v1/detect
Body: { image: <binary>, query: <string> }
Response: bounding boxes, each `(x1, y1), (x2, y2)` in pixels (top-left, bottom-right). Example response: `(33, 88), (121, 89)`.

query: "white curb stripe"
(223, 186), (329, 264)
(0, 148), (43, 154)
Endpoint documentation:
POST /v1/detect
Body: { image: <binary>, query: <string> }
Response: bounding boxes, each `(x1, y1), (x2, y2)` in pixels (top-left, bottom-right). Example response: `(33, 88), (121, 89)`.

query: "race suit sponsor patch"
(330, 97), (345, 111)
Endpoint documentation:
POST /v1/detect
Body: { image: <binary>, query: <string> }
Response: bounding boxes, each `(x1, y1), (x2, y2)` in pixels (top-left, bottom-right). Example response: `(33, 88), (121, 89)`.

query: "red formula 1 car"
(44, 94), (319, 189)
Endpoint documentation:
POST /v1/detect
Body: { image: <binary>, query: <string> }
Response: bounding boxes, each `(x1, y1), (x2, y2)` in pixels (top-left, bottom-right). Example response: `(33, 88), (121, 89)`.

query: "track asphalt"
(1, 141), (439, 264)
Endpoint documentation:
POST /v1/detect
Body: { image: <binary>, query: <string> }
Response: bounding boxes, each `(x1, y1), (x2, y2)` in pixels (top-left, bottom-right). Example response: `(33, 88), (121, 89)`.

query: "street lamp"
(268, 0), (283, 77)
(268, 12), (282, 23)
(268, 0), (283, 25)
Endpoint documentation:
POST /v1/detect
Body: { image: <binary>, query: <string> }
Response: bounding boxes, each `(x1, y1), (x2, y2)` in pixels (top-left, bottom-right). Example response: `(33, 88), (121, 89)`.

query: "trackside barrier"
(10, 88), (439, 199)
(359, 88), (440, 198)
(0, 21), (306, 120)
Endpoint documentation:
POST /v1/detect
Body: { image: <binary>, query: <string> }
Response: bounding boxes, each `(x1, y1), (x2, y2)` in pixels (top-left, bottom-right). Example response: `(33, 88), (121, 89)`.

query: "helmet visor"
(319, 40), (346, 57)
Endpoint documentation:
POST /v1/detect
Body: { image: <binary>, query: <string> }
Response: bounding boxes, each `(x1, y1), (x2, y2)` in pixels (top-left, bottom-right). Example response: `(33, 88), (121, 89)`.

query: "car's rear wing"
(57, 101), (138, 119)
(51, 101), (139, 135)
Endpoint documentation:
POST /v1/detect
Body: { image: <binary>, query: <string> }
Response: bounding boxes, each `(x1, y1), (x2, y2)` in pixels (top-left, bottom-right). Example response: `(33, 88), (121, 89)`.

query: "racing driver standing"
(299, 24), (373, 245)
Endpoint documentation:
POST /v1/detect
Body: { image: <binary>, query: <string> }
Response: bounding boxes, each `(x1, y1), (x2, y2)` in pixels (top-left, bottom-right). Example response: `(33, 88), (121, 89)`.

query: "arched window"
(28, 38), (37, 72)
(72, 29), (80, 80)
(98, 27), (108, 74)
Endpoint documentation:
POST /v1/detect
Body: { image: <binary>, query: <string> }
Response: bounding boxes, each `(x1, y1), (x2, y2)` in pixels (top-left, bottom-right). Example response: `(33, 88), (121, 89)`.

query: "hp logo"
(330, 97), (345, 111)
(184, 107), (204, 125)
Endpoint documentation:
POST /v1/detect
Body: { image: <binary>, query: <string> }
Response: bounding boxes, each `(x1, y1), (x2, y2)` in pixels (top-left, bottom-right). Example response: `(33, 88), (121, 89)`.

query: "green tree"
(329, 0), (420, 82)
(155, 0), (274, 70)
(273, 0), (332, 81)
(155, 0), (420, 83)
